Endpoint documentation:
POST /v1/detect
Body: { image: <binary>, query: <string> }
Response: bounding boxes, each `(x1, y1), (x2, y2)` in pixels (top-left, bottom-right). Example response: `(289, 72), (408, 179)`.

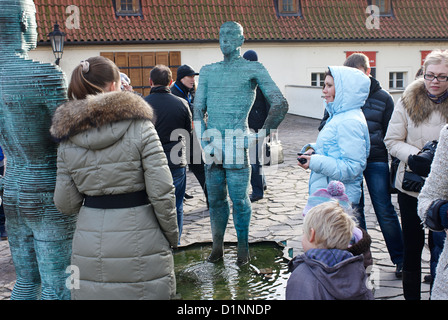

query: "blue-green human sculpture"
(0, 0), (76, 299)
(194, 21), (288, 264)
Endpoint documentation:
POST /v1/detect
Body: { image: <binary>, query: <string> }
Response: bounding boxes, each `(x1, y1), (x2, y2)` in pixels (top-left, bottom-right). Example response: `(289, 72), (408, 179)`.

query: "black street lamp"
(48, 24), (65, 65)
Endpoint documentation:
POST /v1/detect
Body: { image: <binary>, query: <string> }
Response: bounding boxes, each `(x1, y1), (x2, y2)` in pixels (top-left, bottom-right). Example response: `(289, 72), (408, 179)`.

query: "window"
(101, 51), (181, 96)
(389, 72), (406, 90)
(311, 73), (325, 87)
(281, 0), (295, 13)
(276, 0), (302, 17)
(369, 0), (393, 16)
(114, 0), (142, 17)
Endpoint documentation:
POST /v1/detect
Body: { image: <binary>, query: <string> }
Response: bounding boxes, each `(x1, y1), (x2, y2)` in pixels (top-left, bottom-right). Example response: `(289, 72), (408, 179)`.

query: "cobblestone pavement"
(0, 114), (431, 300)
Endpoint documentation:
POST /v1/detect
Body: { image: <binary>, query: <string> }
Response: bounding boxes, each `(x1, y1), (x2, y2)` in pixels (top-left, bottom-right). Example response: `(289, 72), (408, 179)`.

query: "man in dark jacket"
(171, 65), (208, 204)
(145, 65), (192, 243)
(243, 50), (270, 202)
(318, 53), (404, 277)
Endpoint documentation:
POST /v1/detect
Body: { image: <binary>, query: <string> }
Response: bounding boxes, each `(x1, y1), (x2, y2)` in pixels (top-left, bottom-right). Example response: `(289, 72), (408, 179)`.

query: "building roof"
(35, 0), (448, 45)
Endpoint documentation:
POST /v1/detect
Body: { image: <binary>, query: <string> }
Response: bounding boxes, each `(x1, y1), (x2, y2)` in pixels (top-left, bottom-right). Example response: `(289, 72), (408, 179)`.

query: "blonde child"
(286, 201), (373, 300)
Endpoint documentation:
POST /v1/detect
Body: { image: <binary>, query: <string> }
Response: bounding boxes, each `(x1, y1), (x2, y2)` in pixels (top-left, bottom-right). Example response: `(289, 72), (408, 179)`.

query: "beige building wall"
(29, 40), (448, 117)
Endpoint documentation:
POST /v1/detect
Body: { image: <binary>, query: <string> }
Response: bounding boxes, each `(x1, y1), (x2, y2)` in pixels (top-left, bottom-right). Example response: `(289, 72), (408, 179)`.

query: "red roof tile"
(34, 0), (448, 45)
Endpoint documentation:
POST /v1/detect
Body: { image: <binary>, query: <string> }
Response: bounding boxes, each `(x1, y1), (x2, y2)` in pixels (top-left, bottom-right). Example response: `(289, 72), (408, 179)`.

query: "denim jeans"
(250, 163), (266, 198)
(171, 167), (186, 244)
(429, 230), (446, 285)
(358, 161), (404, 265)
(0, 165), (5, 237)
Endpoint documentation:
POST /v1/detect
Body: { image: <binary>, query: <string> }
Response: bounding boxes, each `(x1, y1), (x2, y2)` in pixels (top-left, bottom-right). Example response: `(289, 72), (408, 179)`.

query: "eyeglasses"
(424, 74), (448, 82)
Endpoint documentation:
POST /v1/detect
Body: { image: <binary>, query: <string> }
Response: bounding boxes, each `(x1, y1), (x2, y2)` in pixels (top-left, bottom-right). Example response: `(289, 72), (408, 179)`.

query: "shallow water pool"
(174, 242), (292, 300)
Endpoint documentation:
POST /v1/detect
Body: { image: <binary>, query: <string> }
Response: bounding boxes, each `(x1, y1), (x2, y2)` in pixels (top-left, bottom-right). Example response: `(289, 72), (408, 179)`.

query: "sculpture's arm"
(39, 67), (68, 115)
(255, 64), (289, 136)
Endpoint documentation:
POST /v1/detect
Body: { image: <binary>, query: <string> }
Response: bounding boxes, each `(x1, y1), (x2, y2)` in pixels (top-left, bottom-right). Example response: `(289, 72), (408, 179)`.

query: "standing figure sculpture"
(0, 0), (76, 299)
(194, 21), (288, 265)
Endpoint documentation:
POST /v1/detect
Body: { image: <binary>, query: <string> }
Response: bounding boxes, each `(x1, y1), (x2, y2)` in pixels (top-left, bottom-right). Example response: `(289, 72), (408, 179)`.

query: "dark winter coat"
(144, 86), (192, 169)
(171, 81), (203, 163)
(171, 80), (194, 109)
(248, 87), (270, 132)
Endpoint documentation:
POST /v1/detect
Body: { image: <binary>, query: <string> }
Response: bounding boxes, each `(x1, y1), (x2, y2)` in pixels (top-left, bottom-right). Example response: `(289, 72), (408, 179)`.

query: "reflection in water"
(174, 242), (291, 300)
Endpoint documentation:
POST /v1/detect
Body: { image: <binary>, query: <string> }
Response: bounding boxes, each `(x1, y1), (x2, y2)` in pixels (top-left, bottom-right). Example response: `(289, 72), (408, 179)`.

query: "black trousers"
(397, 191), (424, 300)
(188, 133), (208, 202)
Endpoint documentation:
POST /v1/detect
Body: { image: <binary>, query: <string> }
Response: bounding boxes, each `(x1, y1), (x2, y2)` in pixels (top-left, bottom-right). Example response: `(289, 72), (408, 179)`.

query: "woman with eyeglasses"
(385, 49), (448, 300)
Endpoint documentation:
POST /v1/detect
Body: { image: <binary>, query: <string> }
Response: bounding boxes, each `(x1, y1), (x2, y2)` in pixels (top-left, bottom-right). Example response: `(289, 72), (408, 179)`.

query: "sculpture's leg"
(27, 193), (76, 300)
(6, 192), (75, 300)
(6, 212), (42, 300)
(205, 164), (230, 262)
(35, 237), (74, 300)
(227, 167), (252, 265)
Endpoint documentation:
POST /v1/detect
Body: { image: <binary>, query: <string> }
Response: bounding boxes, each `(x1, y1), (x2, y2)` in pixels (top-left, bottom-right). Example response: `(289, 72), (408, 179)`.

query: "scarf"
(305, 248), (353, 267)
(427, 89), (448, 104)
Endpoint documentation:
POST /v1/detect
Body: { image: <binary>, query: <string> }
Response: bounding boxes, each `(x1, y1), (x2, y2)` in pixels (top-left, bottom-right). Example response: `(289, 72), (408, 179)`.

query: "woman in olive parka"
(50, 56), (178, 300)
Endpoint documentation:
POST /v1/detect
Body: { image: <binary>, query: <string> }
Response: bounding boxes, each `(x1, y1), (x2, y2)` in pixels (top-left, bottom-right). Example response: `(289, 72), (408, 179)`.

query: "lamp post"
(48, 23), (65, 65)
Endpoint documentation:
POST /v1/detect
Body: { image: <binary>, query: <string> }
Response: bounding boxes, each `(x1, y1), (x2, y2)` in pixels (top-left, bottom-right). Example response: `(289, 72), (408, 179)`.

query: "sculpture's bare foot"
(207, 247), (224, 263)
(236, 246), (250, 266)
(236, 255), (250, 266)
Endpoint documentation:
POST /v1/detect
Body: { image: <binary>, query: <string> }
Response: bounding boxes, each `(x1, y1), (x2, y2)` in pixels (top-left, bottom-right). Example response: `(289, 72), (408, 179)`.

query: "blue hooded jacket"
(302, 66), (370, 204)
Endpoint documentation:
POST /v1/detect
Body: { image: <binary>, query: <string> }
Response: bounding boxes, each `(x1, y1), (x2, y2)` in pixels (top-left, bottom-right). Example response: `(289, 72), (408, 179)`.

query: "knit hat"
(176, 64), (198, 81)
(243, 50), (258, 62)
(303, 181), (351, 216)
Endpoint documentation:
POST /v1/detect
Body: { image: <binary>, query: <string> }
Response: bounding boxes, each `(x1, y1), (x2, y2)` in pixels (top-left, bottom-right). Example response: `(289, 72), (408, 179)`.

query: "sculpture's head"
(0, 0), (37, 54)
(219, 21), (244, 57)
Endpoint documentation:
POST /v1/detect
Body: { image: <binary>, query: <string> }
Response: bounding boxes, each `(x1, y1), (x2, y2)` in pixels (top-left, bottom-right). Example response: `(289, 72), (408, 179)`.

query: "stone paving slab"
(0, 114), (431, 300)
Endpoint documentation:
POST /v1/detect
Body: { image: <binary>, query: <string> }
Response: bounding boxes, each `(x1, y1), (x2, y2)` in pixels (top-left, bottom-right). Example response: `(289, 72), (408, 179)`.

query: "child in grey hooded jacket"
(286, 200), (373, 300)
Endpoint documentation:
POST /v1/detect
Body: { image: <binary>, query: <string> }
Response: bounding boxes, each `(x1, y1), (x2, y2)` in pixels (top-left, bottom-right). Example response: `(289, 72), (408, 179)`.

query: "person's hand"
(408, 154), (432, 177)
(297, 154), (311, 169)
(121, 82), (133, 92)
(297, 149), (315, 170)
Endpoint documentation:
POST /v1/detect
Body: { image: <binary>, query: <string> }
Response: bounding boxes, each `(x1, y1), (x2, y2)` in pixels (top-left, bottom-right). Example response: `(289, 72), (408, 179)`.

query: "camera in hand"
(297, 153), (307, 164)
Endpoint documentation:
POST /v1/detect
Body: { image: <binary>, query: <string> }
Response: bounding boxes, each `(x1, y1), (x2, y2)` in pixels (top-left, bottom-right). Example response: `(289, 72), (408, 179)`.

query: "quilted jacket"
(384, 78), (448, 198)
(50, 91), (178, 300)
(302, 66), (371, 204)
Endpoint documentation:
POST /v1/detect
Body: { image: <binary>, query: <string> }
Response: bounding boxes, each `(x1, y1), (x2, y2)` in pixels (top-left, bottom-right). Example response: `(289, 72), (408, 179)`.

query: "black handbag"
(389, 156), (400, 194)
(402, 140), (438, 193)
(402, 167), (425, 192)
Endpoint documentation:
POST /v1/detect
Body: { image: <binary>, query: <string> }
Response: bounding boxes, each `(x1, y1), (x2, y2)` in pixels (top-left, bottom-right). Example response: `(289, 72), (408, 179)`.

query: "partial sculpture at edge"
(0, 0), (76, 299)
(194, 21), (288, 265)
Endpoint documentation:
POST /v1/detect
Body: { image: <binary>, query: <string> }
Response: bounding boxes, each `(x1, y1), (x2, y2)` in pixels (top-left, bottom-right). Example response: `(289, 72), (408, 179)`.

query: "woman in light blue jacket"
(298, 66), (371, 221)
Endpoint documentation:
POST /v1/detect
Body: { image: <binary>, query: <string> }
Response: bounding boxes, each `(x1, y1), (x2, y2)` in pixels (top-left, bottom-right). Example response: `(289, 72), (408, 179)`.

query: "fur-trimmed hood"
(401, 78), (448, 125)
(50, 91), (154, 141)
